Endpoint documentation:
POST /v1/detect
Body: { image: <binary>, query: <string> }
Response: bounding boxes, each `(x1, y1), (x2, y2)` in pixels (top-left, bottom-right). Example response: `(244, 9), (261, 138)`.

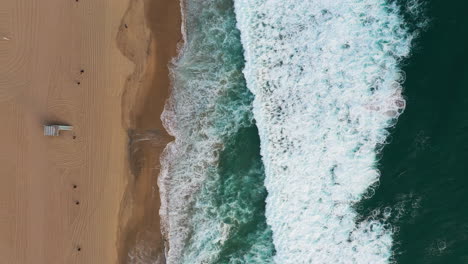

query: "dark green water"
(361, 0), (468, 263)
(212, 126), (275, 263)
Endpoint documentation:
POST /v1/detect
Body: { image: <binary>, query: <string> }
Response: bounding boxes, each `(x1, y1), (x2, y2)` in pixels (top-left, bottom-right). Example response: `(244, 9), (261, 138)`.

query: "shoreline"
(0, 0), (180, 262)
(116, 0), (182, 263)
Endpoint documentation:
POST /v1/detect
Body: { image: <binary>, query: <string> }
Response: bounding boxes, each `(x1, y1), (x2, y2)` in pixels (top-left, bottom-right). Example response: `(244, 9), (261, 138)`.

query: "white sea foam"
(234, 0), (416, 263)
(159, 1), (256, 263)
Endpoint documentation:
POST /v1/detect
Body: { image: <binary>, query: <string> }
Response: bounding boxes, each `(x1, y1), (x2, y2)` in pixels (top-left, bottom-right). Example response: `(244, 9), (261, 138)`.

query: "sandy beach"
(0, 0), (180, 263)
(117, 0), (181, 263)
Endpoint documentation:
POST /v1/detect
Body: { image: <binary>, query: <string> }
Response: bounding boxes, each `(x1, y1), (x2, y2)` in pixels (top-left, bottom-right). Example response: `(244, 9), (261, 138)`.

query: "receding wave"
(234, 0), (419, 263)
(159, 0), (274, 263)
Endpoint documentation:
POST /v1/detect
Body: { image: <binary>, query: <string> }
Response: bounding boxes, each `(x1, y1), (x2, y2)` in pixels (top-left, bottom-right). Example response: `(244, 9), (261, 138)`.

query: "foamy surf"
(234, 0), (419, 263)
(159, 0), (274, 263)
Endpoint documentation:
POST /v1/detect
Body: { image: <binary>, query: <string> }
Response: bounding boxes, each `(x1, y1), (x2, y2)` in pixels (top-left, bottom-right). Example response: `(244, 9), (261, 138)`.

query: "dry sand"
(0, 0), (180, 263)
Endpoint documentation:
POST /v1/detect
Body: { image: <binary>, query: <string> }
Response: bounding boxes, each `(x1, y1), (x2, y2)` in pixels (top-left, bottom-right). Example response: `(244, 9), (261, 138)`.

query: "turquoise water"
(158, 0), (468, 263)
(159, 0), (273, 263)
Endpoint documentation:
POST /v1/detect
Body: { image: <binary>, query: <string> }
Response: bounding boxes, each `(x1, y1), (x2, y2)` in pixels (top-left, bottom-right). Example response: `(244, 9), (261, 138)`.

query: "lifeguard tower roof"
(44, 125), (73, 136)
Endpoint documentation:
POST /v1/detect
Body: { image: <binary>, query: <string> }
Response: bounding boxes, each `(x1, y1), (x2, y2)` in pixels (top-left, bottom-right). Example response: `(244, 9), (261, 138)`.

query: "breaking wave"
(234, 0), (419, 263)
(159, 0), (274, 263)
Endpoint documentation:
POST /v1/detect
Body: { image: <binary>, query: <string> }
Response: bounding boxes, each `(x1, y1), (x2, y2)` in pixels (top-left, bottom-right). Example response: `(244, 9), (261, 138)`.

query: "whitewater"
(159, 0), (274, 263)
(234, 0), (417, 263)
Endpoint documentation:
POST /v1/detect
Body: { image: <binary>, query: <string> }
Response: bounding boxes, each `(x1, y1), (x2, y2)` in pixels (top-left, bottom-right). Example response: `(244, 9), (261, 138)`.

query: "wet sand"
(0, 0), (180, 263)
(117, 0), (181, 263)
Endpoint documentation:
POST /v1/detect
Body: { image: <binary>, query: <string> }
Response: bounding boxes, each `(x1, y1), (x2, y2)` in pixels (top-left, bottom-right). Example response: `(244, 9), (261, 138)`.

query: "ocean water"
(234, 0), (422, 263)
(159, 0), (468, 263)
(360, 0), (468, 263)
(159, 0), (274, 263)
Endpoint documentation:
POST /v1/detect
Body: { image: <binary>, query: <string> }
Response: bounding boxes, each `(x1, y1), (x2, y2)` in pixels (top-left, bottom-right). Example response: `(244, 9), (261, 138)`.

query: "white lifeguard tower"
(43, 125), (73, 136)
